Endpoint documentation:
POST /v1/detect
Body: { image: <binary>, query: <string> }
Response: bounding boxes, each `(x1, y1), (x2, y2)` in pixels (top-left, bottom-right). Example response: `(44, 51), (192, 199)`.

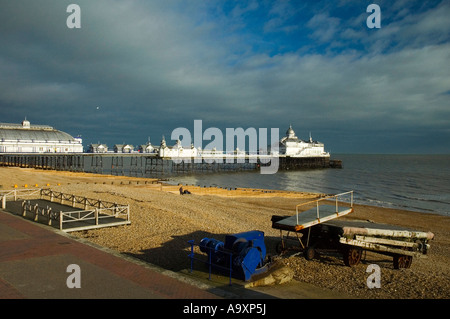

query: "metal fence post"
(229, 252), (232, 286)
(336, 195), (338, 213)
(316, 200), (320, 219)
(208, 247), (212, 281)
(188, 240), (194, 273)
(351, 191), (354, 207)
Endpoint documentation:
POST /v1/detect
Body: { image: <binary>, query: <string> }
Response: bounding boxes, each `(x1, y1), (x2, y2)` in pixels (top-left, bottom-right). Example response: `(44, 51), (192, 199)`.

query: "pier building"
(114, 144), (134, 153)
(159, 136), (198, 158)
(0, 119), (83, 153)
(139, 141), (156, 154)
(157, 125), (330, 160)
(278, 125), (329, 158)
(87, 144), (108, 153)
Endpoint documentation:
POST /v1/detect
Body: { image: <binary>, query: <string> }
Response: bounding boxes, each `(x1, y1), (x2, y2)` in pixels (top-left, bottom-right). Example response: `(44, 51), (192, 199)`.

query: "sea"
(165, 154), (450, 217)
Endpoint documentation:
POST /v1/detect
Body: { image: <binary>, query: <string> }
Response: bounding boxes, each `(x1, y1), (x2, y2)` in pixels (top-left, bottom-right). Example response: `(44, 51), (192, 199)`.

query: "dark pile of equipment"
(199, 230), (269, 281)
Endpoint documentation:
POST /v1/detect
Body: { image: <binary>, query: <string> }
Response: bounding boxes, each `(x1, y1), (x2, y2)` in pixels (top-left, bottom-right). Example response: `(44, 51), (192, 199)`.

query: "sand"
(1, 166), (449, 299)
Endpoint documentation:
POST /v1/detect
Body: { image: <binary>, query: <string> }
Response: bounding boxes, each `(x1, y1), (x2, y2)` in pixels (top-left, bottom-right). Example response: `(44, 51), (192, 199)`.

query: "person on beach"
(179, 186), (191, 195)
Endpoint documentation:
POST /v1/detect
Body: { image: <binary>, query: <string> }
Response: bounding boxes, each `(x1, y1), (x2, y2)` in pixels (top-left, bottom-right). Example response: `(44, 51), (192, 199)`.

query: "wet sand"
(1, 167), (449, 299)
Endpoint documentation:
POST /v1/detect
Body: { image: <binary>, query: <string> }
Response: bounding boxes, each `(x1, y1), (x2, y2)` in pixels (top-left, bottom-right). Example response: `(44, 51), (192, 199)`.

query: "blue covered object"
(199, 230), (268, 281)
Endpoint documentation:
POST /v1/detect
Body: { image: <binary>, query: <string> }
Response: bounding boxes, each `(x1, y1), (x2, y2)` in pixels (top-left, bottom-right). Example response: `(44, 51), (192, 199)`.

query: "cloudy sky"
(0, 0), (449, 153)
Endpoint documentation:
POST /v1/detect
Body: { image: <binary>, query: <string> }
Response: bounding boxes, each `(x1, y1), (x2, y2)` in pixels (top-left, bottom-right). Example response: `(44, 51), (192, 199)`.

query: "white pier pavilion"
(0, 119), (83, 153)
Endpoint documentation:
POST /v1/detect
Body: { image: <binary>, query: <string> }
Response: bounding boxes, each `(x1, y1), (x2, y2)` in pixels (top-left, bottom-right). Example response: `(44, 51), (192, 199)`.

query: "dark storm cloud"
(0, 0), (449, 152)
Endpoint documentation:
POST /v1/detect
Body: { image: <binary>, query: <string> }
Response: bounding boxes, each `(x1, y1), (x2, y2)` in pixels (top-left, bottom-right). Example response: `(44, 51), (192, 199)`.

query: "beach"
(1, 166), (449, 299)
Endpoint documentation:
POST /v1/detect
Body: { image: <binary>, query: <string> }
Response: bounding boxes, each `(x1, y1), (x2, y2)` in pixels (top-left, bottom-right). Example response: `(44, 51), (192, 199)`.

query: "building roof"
(0, 120), (79, 142)
(286, 125), (295, 137)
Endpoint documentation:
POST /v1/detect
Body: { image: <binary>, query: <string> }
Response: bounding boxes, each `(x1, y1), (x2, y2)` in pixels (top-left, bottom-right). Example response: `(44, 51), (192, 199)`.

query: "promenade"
(0, 209), (220, 299)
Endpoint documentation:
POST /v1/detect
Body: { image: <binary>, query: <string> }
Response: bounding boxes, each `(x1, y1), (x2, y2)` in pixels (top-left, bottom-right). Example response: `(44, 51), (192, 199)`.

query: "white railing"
(58, 206), (130, 231)
(15, 189), (130, 231)
(295, 190), (354, 225)
(39, 189), (125, 210)
(21, 199), (130, 231)
(1, 188), (42, 208)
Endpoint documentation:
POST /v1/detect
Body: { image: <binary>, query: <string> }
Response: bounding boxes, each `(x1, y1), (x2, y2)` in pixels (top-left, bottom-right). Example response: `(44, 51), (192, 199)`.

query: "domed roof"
(22, 119), (31, 128)
(286, 125), (293, 135)
(286, 125), (297, 138)
(0, 120), (78, 142)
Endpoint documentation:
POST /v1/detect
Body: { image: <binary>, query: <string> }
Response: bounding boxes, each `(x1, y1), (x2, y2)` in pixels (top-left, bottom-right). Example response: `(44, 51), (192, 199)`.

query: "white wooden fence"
(0, 188), (42, 208)
(2, 188), (130, 232)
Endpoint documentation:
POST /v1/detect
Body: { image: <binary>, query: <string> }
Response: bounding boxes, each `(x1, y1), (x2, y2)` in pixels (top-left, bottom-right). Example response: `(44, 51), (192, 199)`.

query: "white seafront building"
(158, 135), (248, 159)
(158, 125), (329, 159)
(277, 125), (329, 158)
(0, 119), (83, 153)
(158, 136), (198, 158)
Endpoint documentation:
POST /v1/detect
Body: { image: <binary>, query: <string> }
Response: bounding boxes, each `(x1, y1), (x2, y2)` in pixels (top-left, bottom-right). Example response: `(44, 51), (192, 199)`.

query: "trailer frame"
(271, 191), (434, 269)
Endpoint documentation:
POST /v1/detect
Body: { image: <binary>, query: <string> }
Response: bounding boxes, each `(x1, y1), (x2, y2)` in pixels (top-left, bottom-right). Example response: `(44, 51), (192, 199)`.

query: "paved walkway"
(0, 208), (351, 301)
(0, 209), (220, 299)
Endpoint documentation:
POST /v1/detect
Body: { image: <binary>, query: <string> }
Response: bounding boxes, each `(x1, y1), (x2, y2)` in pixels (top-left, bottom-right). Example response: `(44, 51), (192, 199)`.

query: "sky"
(0, 0), (449, 154)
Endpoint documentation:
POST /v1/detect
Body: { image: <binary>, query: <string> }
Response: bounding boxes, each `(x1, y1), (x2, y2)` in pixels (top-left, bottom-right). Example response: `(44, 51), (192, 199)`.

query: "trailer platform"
(272, 191), (354, 232)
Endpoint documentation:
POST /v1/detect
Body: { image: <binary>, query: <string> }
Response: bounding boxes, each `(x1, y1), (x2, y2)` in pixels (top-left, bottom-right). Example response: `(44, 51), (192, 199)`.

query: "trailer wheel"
(304, 246), (316, 260)
(275, 242), (284, 254)
(393, 254), (412, 269)
(342, 246), (362, 267)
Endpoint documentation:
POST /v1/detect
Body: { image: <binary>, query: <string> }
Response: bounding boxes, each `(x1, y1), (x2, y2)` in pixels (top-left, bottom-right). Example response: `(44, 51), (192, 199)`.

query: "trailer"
(271, 191), (434, 268)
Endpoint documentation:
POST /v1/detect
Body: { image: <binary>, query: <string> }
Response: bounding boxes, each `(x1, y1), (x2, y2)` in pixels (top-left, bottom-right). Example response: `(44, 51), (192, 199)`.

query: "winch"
(199, 230), (269, 281)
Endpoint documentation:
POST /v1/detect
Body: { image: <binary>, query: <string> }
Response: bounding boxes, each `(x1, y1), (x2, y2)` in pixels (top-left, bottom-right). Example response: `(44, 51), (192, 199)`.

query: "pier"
(0, 123), (341, 176)
(0, 153), (341, 177)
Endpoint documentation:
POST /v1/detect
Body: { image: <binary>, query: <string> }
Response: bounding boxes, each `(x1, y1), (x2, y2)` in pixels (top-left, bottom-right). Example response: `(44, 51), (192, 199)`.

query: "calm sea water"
(167, 154), (450, 216)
